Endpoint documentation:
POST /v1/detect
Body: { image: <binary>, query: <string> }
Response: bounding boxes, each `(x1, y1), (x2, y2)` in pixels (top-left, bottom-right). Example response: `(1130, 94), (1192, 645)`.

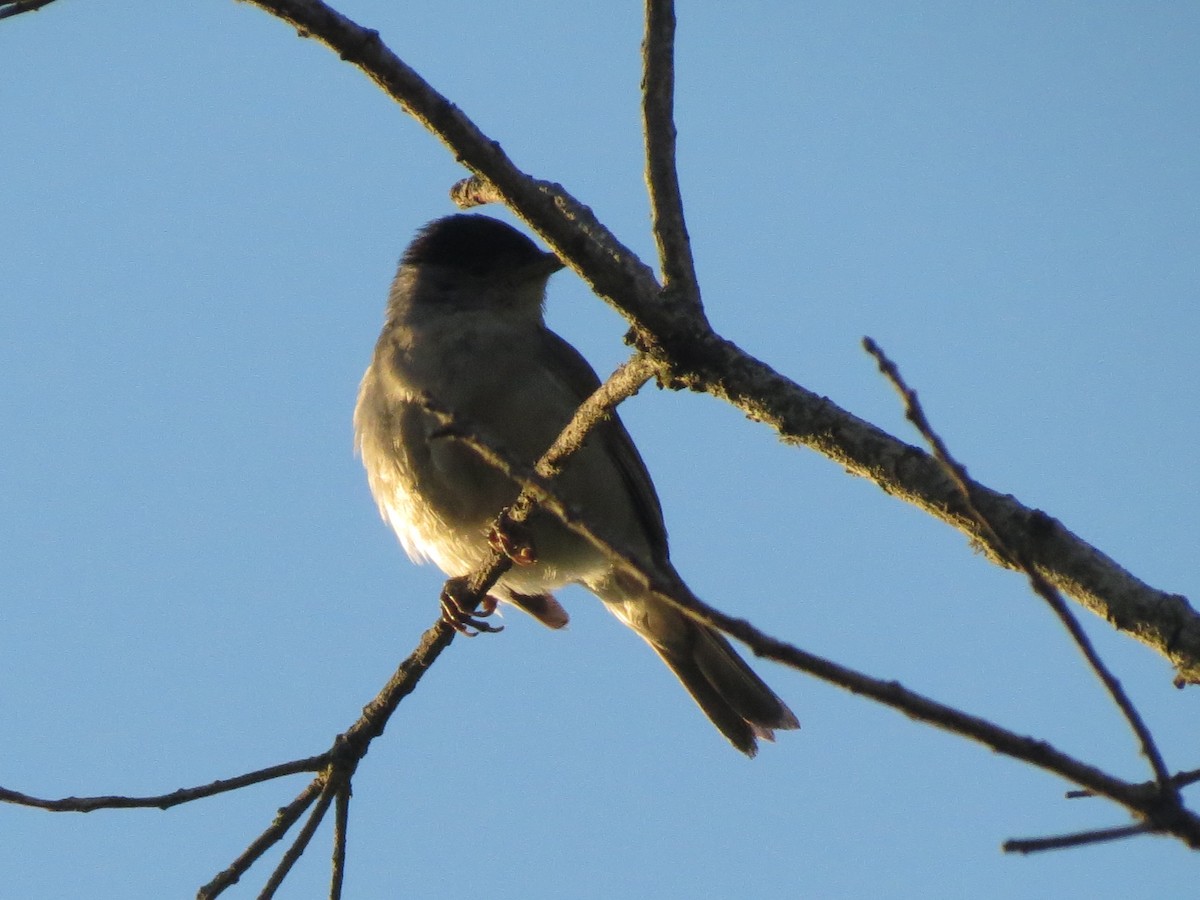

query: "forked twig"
(198, 779), (325, 899)
(258, 778), (339, 899)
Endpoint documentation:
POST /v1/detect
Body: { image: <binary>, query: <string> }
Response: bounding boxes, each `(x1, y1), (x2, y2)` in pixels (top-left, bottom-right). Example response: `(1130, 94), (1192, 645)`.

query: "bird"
(354, 213), (798, 755)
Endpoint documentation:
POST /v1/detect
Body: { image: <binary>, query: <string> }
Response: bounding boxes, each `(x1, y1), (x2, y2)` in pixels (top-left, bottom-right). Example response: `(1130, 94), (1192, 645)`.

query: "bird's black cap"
(402, 214), (563, 279)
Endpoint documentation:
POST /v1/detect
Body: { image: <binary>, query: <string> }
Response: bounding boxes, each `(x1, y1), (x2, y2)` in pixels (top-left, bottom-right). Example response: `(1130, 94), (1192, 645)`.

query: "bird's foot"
(439, 577), (504, 637)
(488, 516), (537, 566)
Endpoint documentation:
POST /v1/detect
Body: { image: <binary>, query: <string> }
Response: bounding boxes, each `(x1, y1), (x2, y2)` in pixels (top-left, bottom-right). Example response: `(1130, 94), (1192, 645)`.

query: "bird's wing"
(537, 327), (670, 565)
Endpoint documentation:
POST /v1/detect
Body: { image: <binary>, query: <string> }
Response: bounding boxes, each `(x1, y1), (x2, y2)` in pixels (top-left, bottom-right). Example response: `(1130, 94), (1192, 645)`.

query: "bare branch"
(642, 0), (701, 306)
(0, 0), (56, 21)
(1068, 767), (1200, 799)
(0, 755), (326, 813)
(259, 779), (338, 899)
(424, 350), (1200, 850)
(330, 788), (350, 900)
(863, 336), (1177, 797)
(198, 779), (324, 899)
(194, 353), (658, 893)
(1004, 823), (1151, 854)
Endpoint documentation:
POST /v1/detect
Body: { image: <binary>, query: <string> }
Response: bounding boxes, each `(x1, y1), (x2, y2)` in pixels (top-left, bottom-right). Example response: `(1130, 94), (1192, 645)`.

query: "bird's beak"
(541, 252), (566, 276)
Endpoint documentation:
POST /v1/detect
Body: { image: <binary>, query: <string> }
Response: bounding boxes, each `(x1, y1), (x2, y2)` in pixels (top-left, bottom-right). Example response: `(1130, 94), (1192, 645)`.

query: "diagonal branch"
(191, 352), (660, 896)
(258, 778), (339, 899)
(198, 778), (325, 899)
(0, 0), (56, 21)
(864, 336), (1177, 798)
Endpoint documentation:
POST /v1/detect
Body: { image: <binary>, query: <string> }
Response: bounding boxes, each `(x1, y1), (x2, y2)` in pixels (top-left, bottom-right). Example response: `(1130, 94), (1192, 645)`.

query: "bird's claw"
(488, 516), (537, 566)
(440, 577), (504, 637)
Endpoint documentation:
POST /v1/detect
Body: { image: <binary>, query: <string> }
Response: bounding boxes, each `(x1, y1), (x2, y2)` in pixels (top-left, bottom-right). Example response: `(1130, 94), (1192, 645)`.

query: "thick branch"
(666, 330), (1200, 682)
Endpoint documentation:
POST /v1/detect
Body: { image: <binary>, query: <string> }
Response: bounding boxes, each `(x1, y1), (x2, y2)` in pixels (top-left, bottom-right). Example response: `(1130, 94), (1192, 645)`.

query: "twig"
(0, 755), (327, 813)
(1004, 823), (1150, 854)
(258, 778), (339, 899)
(642, 0), (701, 307)
(0, 0), (56, 21)
(330, 787), (350, 900)
(428, 350), (1200, 849)
(1067, 766), (1200, 799)
(198, 779), (324, 899)
(863, 336), (1177, 800)
(195, 352), (656, 894)
(422, 352), (660, 549)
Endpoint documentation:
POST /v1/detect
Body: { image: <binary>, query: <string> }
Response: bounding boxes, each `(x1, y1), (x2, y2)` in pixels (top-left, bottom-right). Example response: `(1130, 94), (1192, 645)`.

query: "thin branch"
(417, 356), (1200, 847)
(638, 577), (1200, 845)
(330, 788), (350, 900)
(194, 353), (657, 895)
(422, 352), (660, 547)
(0, 755), (327, 813)
(193, 619), (457, 896)
(642, 0), (701, 306)
(258, 778), (338, 899)
(336, 617), (458, 751)
(242, 0), (662, 326)
(863, 336), (1177, 799)
(422, 348), (1200, 848)
(1068, 767), (1200, 799)
(198, 779), (325, 899)
(0, 0), (56, 21)
(1004, 823), (1151, 854)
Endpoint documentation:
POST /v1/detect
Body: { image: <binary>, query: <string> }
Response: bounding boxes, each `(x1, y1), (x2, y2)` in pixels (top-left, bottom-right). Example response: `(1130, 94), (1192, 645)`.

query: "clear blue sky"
(2, 2), (1198, 898)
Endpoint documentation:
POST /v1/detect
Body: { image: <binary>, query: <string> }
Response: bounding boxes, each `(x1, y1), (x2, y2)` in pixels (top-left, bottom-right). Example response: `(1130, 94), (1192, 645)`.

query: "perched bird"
(354, 214), (798, 755)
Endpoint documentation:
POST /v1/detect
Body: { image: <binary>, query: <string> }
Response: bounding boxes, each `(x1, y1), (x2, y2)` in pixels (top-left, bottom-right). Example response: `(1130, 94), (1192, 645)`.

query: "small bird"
(354, 214), (798, 755)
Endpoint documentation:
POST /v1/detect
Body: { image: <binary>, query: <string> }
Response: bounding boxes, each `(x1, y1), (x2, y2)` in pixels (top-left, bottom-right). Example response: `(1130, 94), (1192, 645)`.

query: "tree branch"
(330, 787), (350, 900)
(642, 0), (701, 307)
(0, 0), (57, 21)
(258, 779), (338, 899)
(198, 778), (325, 899)
(1004, 823), (1151, 854)
(8, 1), (1198, 891)
(234, 0), (1199, 682)
(864, 336), (1177, 797)
(0, 755), (326, 813)
(413, 353), (1200, 851)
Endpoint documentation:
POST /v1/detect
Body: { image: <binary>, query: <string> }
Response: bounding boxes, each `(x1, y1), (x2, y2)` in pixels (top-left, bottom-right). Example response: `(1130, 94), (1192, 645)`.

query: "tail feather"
(593, 575), (799, 756)
(655, 621), (799, 756)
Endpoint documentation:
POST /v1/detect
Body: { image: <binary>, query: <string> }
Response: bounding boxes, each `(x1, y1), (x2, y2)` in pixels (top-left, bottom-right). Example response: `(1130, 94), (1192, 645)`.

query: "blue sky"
(2, 2), (1198, 897)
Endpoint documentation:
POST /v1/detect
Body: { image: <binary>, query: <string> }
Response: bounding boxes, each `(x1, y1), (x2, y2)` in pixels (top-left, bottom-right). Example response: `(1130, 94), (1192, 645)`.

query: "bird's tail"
(591, 572), (799, 756)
